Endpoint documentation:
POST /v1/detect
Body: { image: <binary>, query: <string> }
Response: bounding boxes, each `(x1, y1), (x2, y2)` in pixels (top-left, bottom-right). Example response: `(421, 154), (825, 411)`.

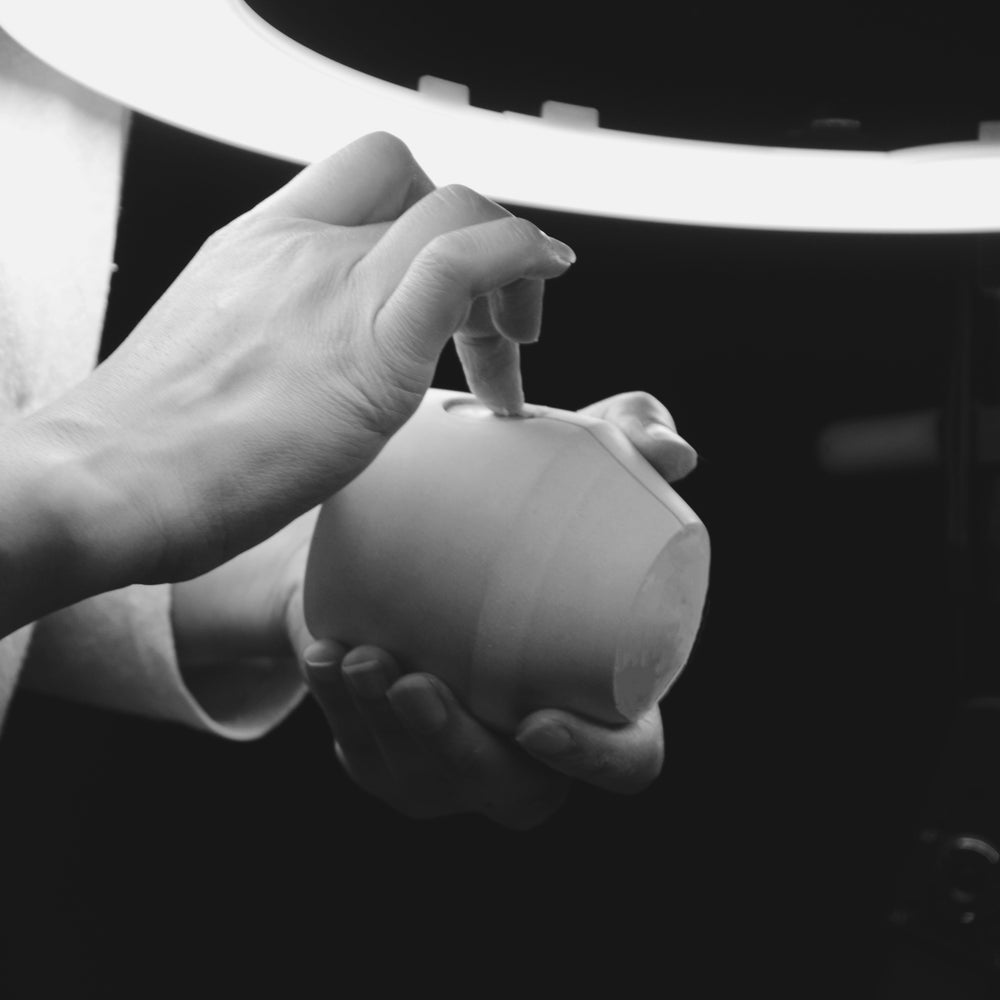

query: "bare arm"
(0, 29), (573, 734)
(0, 24), (131, 721)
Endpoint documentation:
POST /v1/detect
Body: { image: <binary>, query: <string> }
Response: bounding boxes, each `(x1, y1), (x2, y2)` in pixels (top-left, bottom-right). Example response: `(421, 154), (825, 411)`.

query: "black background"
(3, 2), (999, 997)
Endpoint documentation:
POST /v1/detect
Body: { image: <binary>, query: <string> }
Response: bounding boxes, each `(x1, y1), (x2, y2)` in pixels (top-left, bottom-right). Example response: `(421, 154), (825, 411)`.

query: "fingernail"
(388, 677), (447, 735)
(516, 723), (573, 758)
(342, 659), (387, 700)
(303, 645), (339, 670)
(545, 235), (576, 266)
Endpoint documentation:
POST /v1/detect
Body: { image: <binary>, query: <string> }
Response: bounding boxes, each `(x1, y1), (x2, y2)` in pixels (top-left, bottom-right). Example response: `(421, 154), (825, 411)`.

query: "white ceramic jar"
(304, 389), (710, 733)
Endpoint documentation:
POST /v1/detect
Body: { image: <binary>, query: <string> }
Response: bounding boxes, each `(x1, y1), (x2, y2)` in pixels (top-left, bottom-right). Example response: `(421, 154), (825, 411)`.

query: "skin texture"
(105, 134), (697, 824)
(14, 132), (576, 605)
(173, 391), (698, 830)
(0, 43), (698, 825)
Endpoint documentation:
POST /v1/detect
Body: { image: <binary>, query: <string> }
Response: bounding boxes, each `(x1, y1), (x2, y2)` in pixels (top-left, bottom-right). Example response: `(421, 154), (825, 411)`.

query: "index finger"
(453, 279), (547, 416)
(367, 193), (575, 412)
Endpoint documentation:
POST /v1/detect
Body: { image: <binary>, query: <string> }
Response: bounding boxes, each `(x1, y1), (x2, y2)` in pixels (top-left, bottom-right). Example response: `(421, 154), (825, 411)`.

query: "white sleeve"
(16, 584), (307, 740)
(0, 28), (307, 741)
(0, 622), (34, 732)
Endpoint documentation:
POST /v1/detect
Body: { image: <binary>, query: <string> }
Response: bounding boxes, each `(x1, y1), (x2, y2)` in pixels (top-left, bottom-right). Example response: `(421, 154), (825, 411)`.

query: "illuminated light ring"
(2, 0), (1000, 232)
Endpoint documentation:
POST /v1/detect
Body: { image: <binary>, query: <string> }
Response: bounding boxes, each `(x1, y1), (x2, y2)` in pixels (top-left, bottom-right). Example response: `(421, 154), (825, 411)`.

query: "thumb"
(283, 584), (346, 682)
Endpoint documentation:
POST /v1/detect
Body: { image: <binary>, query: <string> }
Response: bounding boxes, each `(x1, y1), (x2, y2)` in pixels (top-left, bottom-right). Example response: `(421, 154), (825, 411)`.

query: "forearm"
(0, 23), (136, 637)
(0, 411), (153, 637)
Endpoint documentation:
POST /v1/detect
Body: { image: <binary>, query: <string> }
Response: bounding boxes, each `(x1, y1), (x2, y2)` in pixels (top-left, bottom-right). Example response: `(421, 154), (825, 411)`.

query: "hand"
(18, 131), (575, 603)
(293, 390), (697, 828)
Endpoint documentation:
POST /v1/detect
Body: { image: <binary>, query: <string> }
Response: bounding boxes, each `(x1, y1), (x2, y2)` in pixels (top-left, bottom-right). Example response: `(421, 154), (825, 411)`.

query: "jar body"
(304, 390), (710, 733)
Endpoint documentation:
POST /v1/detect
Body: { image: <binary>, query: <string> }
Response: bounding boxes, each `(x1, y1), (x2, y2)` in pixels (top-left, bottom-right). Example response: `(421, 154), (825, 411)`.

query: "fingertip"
(455, 333), (525, 418)
(302, 639), (346, 674)
(641, 423), (699, 481)
(356, 129), (413, 159)
(516, 709), (664, 794)
(515, 711), (577, 760)
(671, 451), (700, 482)
(339, 647), (404, 700)
(341, 645), (400, 673)
(645, 421), (690, 446)
(544, 235), (576, 266)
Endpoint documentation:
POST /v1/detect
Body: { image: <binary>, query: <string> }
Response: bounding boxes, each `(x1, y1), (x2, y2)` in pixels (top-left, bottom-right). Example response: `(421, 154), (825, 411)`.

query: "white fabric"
(0, 25), (306, 738)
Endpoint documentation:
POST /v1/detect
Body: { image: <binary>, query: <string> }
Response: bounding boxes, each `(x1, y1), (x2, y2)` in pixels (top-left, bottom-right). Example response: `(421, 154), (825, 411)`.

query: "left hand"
(290, 390), (698, 829)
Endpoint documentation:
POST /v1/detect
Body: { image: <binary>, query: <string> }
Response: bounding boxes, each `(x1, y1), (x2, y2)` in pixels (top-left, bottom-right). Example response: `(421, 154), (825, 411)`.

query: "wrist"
(0, 410), (156, 634)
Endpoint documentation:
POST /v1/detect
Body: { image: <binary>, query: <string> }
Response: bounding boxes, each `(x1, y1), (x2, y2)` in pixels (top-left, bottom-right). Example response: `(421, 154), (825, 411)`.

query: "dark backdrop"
(3, 3), (998, 997)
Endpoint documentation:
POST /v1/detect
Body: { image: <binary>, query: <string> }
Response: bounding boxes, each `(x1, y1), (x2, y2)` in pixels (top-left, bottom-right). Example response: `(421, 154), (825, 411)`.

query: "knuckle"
(505, 215), (544, 245)
(436, 182), (484, 210)
(633, 389), (665, 413)
(363, 130), (414, 166)
(610, 390), (663, 423)
(434, 183), (508, 223)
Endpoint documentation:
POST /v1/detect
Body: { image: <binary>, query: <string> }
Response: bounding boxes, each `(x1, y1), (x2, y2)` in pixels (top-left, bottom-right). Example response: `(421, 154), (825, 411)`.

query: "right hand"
(32, 132), (575, 588)
(288, 390), (696, 828)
